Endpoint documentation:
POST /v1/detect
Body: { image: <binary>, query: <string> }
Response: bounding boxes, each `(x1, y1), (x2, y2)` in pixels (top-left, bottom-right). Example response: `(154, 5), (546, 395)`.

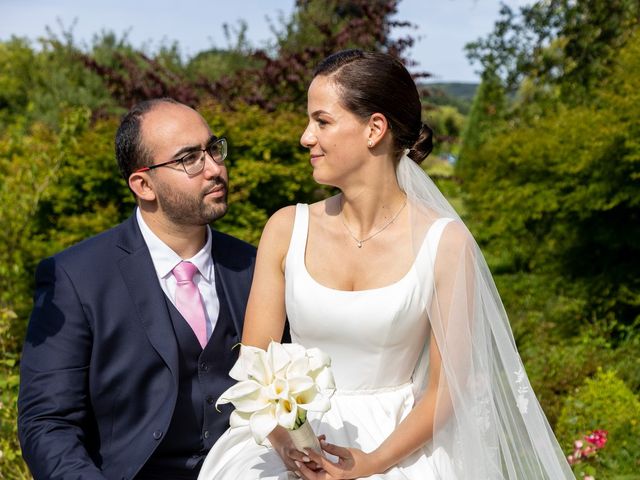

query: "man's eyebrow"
(171, 135), (217, 159)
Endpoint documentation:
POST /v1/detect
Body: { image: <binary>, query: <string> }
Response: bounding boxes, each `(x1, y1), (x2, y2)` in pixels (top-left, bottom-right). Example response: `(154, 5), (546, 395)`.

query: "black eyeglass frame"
(134, 137), (227, 175)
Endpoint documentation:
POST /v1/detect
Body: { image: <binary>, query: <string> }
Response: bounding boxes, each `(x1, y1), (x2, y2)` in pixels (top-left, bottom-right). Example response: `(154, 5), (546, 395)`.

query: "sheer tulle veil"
(397, 153), (574, 479)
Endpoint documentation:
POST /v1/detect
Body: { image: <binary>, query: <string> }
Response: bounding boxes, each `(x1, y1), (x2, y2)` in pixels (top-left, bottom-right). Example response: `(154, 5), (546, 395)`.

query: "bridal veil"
(398, 153), (574, 479)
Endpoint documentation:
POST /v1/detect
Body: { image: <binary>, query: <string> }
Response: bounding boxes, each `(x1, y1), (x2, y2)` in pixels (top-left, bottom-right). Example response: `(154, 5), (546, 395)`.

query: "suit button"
(206, 395), (214, 405)
(200, 362), (209, 372)
(204, 430), (210, 439)
(153, 430), (163, 440)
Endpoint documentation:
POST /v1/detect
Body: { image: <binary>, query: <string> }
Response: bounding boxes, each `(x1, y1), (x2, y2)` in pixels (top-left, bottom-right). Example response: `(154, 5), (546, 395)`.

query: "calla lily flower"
(249, 404), (278, 444)
(216, 341), (336, 445)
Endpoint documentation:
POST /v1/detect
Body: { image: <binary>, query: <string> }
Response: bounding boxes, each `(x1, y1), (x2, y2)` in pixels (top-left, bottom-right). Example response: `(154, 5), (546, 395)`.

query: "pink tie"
(172, 261), (207, 348)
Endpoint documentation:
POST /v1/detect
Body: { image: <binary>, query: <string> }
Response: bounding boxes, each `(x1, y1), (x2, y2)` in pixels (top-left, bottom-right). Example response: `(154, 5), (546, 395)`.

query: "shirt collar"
(136, 208), (213, 281)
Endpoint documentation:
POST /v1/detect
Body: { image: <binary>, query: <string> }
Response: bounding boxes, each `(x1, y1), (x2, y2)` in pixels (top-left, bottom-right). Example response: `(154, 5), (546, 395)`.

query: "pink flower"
(585, 430), (608, 449)
(566, 428), (608, 470)
(583, 476), (595, 480)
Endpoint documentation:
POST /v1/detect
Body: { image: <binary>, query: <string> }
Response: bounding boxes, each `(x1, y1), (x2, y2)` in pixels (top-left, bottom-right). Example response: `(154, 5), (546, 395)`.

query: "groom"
(18, 98), (255, 479)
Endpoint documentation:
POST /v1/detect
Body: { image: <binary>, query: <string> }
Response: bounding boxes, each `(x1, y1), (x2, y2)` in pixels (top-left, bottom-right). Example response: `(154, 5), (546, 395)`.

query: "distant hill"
(419, 82), (479, 114)
(424, 82), (478, 101)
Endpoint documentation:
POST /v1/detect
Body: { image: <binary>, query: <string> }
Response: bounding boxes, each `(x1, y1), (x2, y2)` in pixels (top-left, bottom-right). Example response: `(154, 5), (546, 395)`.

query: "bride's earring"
(367, 139), (373, 148)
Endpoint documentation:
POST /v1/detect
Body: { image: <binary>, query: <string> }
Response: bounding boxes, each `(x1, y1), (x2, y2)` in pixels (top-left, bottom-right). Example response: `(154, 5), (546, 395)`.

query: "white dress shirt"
(136, 208), (220, 341)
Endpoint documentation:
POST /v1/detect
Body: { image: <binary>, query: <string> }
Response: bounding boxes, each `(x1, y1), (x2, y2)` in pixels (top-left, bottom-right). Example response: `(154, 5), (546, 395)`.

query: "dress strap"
(285, 204), (310, 275)
(413, 217), (456, 292)
(425, 217), (455, 262)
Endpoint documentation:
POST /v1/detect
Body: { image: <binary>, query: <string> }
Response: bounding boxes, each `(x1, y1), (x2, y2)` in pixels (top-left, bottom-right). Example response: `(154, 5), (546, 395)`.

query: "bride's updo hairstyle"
(312, 49), (433, 164)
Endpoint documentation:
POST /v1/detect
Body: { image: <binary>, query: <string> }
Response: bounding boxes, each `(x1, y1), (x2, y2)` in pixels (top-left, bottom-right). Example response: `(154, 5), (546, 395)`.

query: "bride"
(198, 50), (574, 479)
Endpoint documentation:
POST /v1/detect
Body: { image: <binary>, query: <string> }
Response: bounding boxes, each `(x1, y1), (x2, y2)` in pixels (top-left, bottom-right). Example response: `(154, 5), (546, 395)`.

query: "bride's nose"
(300, 126), (316, 148)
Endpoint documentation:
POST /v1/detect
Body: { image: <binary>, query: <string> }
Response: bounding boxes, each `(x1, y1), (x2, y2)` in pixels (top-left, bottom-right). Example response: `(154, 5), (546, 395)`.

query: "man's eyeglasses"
(135, 137), (227, 176)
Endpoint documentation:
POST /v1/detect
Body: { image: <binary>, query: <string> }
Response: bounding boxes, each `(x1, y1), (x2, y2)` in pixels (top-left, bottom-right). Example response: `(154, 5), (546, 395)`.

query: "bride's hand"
(269, 426), (319, 475)
(297, 438), (382, 480)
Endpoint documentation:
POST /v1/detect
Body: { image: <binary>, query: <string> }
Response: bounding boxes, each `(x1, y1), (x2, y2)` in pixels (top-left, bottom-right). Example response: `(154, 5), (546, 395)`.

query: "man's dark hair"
(115, 97), (180, 183)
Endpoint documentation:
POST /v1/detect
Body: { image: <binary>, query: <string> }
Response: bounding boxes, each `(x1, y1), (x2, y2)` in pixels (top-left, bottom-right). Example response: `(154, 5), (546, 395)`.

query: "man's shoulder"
(53, 217), (134, 266)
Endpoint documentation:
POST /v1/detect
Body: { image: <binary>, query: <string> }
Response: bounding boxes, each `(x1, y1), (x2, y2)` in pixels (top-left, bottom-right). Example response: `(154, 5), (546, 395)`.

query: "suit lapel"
(116, 216), (179, 381)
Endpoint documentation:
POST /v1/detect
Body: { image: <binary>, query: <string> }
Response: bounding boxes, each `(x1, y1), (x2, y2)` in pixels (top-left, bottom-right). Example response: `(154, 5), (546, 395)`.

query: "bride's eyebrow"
(310, 110), (331, 118)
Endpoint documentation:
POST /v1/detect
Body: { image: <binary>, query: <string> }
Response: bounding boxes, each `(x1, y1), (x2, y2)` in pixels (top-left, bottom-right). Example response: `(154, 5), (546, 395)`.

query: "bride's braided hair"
(313, 50), (433, 164)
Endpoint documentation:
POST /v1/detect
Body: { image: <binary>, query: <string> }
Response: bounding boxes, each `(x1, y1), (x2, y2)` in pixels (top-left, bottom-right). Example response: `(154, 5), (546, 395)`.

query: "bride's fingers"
(286, 447), (320, 471)
(296, 459), (325, 480)
(286, 447), (311, 463)
(319, 440), (351, 459)
(305, 447), (341, 471)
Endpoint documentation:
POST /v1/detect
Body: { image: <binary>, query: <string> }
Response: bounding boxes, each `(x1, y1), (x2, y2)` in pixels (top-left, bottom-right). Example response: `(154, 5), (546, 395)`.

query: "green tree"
(465, 0), (640, 99)
(0, 35), (115, 129)
(462, 28), (640, 325)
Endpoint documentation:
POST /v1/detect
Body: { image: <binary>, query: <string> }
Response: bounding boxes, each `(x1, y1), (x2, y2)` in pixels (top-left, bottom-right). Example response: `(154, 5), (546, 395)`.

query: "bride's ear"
(366, 113), (389, 149)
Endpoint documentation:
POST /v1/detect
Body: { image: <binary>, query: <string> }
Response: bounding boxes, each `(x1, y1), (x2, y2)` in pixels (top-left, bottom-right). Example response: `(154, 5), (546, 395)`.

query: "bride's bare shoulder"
(258, 206), (297, 252)
(308, 194), (341, 221)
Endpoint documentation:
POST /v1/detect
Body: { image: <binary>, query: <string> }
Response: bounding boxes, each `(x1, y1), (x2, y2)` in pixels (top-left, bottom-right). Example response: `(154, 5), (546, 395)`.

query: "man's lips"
(205, 184), (226, 198)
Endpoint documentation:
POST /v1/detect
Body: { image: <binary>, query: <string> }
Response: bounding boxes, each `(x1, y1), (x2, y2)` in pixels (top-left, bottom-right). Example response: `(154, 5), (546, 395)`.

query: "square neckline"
(295, 203), (442, 294)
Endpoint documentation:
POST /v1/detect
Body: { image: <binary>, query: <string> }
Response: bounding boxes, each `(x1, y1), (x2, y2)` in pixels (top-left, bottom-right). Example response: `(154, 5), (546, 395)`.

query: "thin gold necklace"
(340, 197), (407, 248)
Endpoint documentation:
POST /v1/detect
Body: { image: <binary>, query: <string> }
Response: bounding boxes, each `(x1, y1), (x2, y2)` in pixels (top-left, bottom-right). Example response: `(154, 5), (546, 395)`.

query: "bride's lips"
(310, 153), (324, 165)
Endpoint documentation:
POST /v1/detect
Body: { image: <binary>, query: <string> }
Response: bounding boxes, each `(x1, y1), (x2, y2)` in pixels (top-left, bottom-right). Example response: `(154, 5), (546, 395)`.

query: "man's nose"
(202, 153), (225, 177)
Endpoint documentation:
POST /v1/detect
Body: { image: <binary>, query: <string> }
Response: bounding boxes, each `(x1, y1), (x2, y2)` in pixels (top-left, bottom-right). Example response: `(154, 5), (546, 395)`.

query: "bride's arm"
(240, 206), (313, 474)
(241, 206), (295, 348)
(302, 221), (472, 479)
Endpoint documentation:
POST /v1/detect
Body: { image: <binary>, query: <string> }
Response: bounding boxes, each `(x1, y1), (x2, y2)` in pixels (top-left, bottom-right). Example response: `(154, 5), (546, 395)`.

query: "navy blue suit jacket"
(18, 214), (256, 479)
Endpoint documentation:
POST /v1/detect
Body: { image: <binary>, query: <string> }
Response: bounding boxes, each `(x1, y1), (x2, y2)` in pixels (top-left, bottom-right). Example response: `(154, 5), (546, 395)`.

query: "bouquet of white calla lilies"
(217, 341), (335, 445)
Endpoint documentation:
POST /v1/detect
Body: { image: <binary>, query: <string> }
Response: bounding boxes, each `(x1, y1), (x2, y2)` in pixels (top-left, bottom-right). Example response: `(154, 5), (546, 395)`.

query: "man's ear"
(129, 172), (157, 202)
(367, 112), (389, 148)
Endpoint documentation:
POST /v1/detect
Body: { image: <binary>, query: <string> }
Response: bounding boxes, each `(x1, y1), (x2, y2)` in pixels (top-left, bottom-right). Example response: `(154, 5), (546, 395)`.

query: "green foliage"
(461, 16), (640, 473)
(465, 0), (640, 98)
(0, 35), (116, 129)
(457, 70), (506, 184)
(186, 41), (258, 84)
(0, 108), (132, 476)
(557, 370), (640, 478)
(0, 311), (30, 479)
(31, 111), (132, 252)
(424, 105), (465, 158)
(0, 348), (31, 479)
(491, 272), (613, 426)
(459, 28), (640, 329)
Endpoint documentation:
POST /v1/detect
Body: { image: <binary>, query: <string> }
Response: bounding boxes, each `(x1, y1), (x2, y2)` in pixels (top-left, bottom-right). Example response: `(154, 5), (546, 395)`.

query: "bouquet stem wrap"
(289, 420), (322, 454)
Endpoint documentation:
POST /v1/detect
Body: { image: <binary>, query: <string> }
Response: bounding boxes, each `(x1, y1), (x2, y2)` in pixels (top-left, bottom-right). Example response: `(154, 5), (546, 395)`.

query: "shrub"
(556, 370), (640, 478)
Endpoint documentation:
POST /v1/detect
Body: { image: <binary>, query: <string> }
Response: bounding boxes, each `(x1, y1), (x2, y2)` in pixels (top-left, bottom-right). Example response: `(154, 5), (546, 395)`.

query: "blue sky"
(0, 0), (532, 82)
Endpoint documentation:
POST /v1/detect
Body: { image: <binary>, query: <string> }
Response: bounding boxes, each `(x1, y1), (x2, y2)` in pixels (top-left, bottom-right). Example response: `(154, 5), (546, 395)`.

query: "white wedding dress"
(198, 204), (456, 479)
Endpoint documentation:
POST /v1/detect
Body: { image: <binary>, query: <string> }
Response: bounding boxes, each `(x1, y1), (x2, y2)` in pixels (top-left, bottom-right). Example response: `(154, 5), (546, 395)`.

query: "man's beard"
(157, 177), (228, 226)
